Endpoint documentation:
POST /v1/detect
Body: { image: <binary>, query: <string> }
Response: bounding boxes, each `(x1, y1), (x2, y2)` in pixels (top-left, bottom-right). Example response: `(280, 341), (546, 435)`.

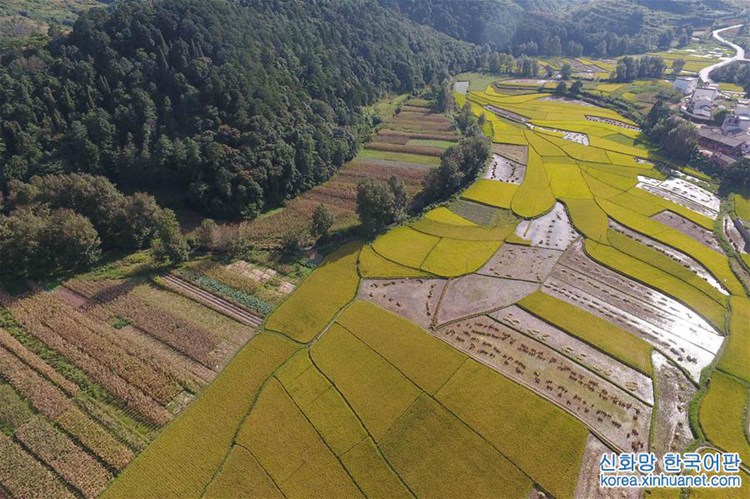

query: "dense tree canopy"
(0, 0), (476, 219)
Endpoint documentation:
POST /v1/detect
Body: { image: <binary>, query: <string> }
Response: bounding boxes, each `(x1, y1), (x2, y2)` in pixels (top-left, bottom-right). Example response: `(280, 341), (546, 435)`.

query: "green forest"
(0, 0), (475, 219)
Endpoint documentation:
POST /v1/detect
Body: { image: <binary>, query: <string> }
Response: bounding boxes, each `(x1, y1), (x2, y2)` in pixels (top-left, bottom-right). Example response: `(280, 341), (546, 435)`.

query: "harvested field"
(434, 315), (650, 452)
(637, 176), (720, 219)
(548, 242), (723, 380)
(493, 305), (653, 404)
(436, 274), (538, 326)
(514, 202), (579, 249)
(492, 143), (528, 164)
(359, 278), (445, 329)
(651, 211), (722, 252)
(484, 154), (526, 183)
(447, 199), (507, 226)
(478, 244), (562, 282)
(650, 352), (695, 462)
(609, 220), (728, 295)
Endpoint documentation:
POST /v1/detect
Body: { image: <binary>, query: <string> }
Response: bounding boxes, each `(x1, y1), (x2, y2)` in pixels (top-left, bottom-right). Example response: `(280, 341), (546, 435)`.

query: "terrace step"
(159, 274), (263, 328)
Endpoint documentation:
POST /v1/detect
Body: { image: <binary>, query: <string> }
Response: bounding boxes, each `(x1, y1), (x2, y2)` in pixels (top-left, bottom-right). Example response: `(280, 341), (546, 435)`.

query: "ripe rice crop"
(16, 417), (112, 498)
(203, 446), (283, 499)
(461, 179), (518, 209)
(341, 437), (412, 498)
(0, 433), (74, 499)
(718, 297), (750, 383)
(358, 246), (433, 279)
(105, 334), (299, 498)
(336, 301), (465, 394)
(420, 238), (501, 277)
(236, 378), (362, 497)
(311, 323), (421, 441)
(698, 372), (750, 465)
(379, 395), (532, 498)
(265, 242), (361, 342)
(437, 360), (588, 498)
(372, 227), (440, 270)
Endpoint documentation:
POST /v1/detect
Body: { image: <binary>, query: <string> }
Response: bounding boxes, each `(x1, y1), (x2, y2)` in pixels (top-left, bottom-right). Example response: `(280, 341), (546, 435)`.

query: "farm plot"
(484, 153), (526, 183)
(653, 211), (724, 253)
(549, 242), (724, 381)
(433, 315), (650, 453)
(723, 216), (749, 254)
(358, 278), (445, 329)
(478, 244), (562, 282)
(574, 434), (641, 499)
(492, 305), (653, 403)
(637, 176), (720, 219)
(513, 202), (579, 250)
(698, 372), (750, 465)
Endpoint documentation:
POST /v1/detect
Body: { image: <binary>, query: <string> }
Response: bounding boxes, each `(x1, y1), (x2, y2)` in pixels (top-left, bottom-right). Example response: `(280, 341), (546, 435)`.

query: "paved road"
(699, 24), (745, 83)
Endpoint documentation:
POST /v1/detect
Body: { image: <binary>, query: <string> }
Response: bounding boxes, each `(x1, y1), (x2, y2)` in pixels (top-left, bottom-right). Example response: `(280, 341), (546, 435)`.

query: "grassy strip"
(355, 148), (441, 167)
(436, 360), (589, 499)
(518, 291), (653, 376)
(718, 297), (750, 383)
(103, 333), (299, 498)
(265, 242), (361, 343)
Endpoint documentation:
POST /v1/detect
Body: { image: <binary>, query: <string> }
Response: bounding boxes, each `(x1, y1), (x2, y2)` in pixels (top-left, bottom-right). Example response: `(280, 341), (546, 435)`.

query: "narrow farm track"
(159, 274), (263, 328)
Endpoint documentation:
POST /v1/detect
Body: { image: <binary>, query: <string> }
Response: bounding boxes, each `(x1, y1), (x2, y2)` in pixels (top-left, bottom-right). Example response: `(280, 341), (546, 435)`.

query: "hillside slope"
(0, 0), (475, 218)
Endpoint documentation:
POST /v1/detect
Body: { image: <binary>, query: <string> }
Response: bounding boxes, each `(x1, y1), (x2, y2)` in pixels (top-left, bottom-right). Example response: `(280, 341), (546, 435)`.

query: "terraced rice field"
(242, 99), (459, 246)
(101, 86), (748, 497)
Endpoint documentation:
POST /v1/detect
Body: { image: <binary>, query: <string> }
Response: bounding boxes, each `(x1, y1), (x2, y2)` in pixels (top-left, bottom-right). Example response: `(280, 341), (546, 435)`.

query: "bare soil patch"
(492, 305), (654, 404)
(651, 351), (695, 463)
(359, 278), (446, 329)
(637, 177), (719, 219)
(436, 275), (538, 326)
(514, 203), (579, 250)
(479, 245), (562, 282)
(723, 216), (749, 254)
(484, 154), (526, 184)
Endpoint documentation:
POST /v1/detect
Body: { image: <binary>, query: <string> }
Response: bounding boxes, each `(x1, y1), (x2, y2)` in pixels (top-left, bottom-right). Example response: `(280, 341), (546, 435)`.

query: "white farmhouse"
(689, 84), (720, 119)
(673, 76), (698, 95)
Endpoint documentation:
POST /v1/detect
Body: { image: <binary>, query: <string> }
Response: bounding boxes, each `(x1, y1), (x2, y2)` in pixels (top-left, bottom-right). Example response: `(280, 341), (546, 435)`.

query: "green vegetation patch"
(734, 194), (750, 221)
(518, 291), (653, 375)
(356, 148), (441, 167)
(104, 333), (299, 498)
(0, 383), (33, 435)
(437, 360), (588, 499)
(265, 242), (361, 342)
